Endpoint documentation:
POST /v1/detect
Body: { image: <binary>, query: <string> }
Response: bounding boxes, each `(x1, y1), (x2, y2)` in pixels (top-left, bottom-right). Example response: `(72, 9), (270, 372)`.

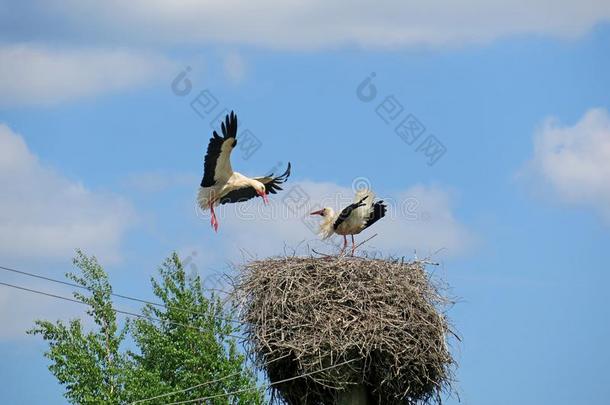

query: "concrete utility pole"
(337, 385), (370, 405)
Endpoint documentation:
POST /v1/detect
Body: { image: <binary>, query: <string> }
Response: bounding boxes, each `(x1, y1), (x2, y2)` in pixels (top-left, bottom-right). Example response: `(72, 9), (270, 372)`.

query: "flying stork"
(197, 111), (291, 231)
(310, 188), (387, 255)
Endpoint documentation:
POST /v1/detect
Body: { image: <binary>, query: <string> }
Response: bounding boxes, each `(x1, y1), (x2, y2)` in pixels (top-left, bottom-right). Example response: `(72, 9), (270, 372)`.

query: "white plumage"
(311, 188), (387, 255)
(197, 111), (291, 231)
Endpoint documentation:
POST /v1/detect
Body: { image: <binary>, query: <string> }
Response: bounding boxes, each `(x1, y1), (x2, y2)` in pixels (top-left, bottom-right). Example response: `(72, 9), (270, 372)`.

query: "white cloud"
(523, 108), (610, 220)
(0, 124), (136, 262)
(222, 52), (247, 85)
(2, 0), (609, 49)
(208, 180), (474, 259)
(0, 44), (174, 106)
(375, 184), (474, 256)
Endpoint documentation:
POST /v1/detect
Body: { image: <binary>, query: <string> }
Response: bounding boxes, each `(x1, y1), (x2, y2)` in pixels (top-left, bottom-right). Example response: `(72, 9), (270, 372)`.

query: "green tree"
(29, 251), (263, 405)
(125, 253), (264, 404)
(28, 251), (129, 404)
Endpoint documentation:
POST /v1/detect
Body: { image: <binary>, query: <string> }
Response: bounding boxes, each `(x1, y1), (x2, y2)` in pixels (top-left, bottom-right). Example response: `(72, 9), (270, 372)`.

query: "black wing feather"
(363, 201), (387, 229)
(218, 163), (292, 205)
(200, 111), (238, 187)
(333, 196), (368, 230)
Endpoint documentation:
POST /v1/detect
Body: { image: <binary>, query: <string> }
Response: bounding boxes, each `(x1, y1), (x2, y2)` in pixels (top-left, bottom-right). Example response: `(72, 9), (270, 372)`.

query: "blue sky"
(1, 2), (610, 404)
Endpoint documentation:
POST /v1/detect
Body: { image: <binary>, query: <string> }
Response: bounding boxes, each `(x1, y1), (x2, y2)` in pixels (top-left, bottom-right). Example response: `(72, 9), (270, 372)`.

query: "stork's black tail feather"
(263, 162), (292, 195)
(364, 201), (387, 229)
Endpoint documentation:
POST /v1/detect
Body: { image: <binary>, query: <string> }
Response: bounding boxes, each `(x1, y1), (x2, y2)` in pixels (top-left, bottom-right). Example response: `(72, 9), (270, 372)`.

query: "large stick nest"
(233, 256), (458, 405)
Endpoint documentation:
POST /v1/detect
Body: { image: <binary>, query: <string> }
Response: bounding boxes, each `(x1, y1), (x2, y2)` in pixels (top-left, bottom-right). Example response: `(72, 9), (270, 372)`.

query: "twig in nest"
(311, 249), (335, 258)
(352, 233), (378, 252)
(311, 233), (379, 259)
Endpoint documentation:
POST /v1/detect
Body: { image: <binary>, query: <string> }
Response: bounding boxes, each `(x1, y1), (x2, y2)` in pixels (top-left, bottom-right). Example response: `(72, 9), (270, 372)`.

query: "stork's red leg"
(351, 235), (356, 256)
(339, 235), (347, 255)
(209, 202), (215, 227)
(210, 201), (219, 232)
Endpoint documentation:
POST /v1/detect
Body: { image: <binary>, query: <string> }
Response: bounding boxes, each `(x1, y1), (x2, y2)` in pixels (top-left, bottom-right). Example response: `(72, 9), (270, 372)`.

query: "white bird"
(310, 188), (387, 255)
(197, 111), (291, 231)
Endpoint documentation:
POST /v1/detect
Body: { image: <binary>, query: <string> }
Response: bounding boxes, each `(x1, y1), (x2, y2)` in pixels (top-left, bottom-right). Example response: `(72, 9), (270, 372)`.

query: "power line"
(0, 280), (245, 341)
(129, 370), (244, 405)
(4, 269), (361, 405)
(130, 354), (291, 404)
(0, 264), (242, 325)
(163, 358), (359, 405)
(4, 277), (352, 405)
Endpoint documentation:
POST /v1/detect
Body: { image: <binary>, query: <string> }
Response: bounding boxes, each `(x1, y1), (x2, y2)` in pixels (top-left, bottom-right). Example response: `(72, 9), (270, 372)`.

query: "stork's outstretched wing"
(363, 201), (387, 229)
(333, 195), (368, 230)
(219, 163), (292, 205)
(200, 111), (238, 187)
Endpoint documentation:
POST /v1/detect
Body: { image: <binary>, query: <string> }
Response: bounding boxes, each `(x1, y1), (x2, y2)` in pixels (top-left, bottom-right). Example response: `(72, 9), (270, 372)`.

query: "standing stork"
(197, 111), (291, 231)
(310, 188), (386, 255)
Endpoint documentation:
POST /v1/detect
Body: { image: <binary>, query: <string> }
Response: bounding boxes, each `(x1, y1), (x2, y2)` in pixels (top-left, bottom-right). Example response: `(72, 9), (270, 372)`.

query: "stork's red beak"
(258, 190), (269, 205)
(310, 209), (325, 216)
